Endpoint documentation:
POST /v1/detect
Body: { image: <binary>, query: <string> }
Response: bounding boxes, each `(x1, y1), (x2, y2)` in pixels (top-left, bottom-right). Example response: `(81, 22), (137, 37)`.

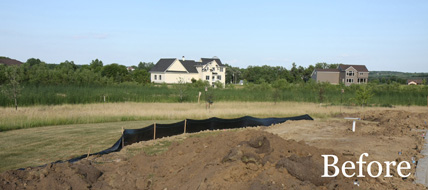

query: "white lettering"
(356, 153), (368, 177)
(384, 161), (396, 177)
(397, 161), (411, 178)
(341, 161), (355, 177)
(321, 155), (339, 177)
(321, 153), (413, 178)
(367, 161), (382, 177)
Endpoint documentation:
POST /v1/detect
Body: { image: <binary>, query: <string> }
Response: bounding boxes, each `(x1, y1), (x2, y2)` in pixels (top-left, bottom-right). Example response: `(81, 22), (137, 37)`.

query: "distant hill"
(369, 71), (428, 84)
(0, 57), (23, 66)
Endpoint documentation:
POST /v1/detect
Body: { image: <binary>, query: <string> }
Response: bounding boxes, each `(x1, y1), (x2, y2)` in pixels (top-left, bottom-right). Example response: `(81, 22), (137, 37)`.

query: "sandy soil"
(1, 109), (427, 189)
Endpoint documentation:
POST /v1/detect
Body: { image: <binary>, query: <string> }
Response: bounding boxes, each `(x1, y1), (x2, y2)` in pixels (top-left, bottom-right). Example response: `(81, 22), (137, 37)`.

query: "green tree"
(318, 84), (325, 103)
(138, 62), (154, 72)
(303, 65), (315, 82)
(59, 60), (77, 71)
(26, 58), (43, 66)
(192, 79), (209, 88)
(27, 62), (50, 85)
(213, 81), (223, 88)
(1, 65), (22, 110)
(224, 64), (242, 84)
(174, 77), (188, 102)
(90, 59), (103, 73)
(132, 69), (150, 84)
(101, 63), (129, 83)
(271, 79), (288, 104)
(0, 64), (7, 84)
(353, 85), (374, 106)
(315, 62), (340, 69)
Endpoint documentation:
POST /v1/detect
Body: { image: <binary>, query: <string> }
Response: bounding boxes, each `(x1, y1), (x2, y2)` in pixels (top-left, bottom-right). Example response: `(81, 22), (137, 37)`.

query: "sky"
(1, 0), (427, 72)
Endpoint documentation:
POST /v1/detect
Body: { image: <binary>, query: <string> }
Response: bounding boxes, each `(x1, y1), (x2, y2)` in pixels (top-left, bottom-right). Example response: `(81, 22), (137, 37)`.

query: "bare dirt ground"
(1, 109), (427, 189)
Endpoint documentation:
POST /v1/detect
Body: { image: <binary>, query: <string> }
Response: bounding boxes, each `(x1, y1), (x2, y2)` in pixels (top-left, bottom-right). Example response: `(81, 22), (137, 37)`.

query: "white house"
(149, 57), (226, 86)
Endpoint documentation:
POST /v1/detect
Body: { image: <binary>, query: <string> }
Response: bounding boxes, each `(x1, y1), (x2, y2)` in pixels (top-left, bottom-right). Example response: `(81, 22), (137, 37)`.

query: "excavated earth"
(1, 109), (427, 190)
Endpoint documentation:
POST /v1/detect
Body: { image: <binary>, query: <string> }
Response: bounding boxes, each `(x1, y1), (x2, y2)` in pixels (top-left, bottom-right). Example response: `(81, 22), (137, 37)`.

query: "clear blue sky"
(1, 0), (427, 72)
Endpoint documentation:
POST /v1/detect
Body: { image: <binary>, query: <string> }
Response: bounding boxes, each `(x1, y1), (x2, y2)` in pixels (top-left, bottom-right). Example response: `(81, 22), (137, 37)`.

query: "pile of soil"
(361, 110), (428, 136)
(2, 109), (428, 189)
(1, 129), (424, 190)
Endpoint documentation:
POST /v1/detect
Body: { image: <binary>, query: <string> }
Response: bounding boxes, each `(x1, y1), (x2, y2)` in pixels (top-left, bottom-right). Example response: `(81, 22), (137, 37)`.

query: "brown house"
(311, 64), (369, 86)
(311, 69), (340, 84)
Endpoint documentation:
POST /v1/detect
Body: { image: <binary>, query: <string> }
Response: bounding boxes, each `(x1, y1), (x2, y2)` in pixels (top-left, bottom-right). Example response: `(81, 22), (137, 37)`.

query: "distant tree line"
(0, 58), (342, 86)
(369, 71), (428, 85)
(0, 58), (154, 86)
(224, 62), (338, 84)
(5, 57), (425, 87)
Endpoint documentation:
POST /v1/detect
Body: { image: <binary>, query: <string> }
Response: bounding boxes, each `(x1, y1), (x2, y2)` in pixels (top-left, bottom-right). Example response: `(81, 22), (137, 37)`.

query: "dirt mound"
(0, 160), (102, 190)
(334, 110), (428, 137)
(1, 128), (426, 189)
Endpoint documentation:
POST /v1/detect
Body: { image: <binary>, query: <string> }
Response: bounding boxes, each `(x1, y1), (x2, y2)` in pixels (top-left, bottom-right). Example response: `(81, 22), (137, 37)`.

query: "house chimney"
(182, 56), (185, 61)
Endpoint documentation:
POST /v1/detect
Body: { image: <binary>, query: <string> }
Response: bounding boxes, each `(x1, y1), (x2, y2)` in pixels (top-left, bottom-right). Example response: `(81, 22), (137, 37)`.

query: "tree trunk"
(14, 97), (17, 110)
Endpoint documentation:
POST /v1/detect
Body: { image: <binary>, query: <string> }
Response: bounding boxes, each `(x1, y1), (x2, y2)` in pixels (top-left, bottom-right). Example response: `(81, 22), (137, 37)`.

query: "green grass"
(0, 120), (178, 172)
(0, 83), (427, 107)
(142, 141), (172, 156)
(188, 131), (221, 138)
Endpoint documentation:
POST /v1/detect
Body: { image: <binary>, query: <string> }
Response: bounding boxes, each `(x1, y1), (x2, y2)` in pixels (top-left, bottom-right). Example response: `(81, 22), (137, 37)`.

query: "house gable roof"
(201, 58), (224, 66)
(338, 64), (369, 72)
(180, 60), (199, 73)
(150, 57), (224, 73)
(165, 59), (188, 72)
(0, 58), (23, 66)
(150, 58), (176, 72)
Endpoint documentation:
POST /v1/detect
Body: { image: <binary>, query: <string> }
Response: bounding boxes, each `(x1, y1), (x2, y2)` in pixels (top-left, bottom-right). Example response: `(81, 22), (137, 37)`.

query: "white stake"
(344, 117), (360, 132)
(352, 121), (356, 132)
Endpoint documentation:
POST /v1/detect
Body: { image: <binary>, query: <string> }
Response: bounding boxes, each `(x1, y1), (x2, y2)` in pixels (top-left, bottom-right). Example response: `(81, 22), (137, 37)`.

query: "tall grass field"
(0, 83), (427, 107)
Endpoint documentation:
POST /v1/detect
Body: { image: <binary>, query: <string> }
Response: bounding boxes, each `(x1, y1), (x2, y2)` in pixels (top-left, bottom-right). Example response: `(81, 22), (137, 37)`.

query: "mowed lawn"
(0, 120), (177, 172)
(1, 102), (422, 172)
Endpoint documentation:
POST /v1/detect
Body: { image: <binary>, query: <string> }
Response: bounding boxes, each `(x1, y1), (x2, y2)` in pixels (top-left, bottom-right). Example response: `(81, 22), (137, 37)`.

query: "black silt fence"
(66, 114), (313, 163)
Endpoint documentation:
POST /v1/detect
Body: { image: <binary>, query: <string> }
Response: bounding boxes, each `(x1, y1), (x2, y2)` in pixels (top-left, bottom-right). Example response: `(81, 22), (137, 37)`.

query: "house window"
(217, 75), (221, 80)
(358, 78), (366, 83)
(347, 71), (355, 76)
(154, 75), (157, 80)
(206, 76), (209, 80)
(346, 78), (354, 83)
(220, 67), (223, 72)
(360, 72), (364, 75)
(212, 67), (215, 71)
(159, 75), (162, 80)
(212, 76), (215, 81)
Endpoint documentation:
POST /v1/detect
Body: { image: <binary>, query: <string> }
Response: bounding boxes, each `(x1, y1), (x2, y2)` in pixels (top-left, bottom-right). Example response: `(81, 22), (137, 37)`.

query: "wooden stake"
(121, 127), (124, 148)
(184, 119), (187, 134)
(154, 122), (156, 140)
(86, 145), (92, 160)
